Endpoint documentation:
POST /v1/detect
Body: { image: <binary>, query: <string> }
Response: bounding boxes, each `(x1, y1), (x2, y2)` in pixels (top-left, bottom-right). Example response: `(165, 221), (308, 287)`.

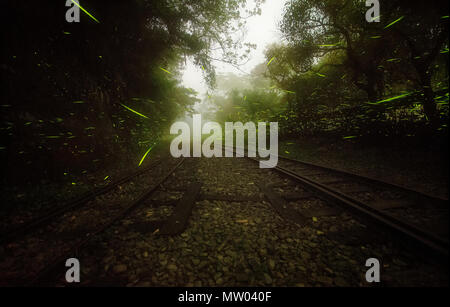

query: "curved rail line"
(226, 145), (448, 203)
(276, 154), (448, 203)
(1, 157), (167, 245)
(26, 158), (185, 285)
(224, 145), (449, 258)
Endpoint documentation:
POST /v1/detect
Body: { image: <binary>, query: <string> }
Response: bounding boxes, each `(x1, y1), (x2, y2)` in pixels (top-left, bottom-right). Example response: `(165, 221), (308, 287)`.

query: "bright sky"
(181, 0), (287, 97)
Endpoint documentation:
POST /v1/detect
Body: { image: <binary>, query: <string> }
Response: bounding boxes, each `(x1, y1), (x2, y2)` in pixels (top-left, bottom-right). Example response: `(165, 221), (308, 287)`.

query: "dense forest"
(208, 1), (449, 140)
(1, 0), (448, 187)
(0, 0), (449, 289)
(1, 0), (263, 186)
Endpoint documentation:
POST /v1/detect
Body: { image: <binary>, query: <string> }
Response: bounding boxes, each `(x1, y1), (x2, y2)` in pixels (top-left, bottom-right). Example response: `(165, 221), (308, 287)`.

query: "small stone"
(236, 273), (248, 282)
(167, 264), (178, 270)
(198, 261), (208, 269)
(334, 277), (348, 287)
(113, 264), (127, 274)
(317, 276), (333, 285)
(298, 266), (306, 272)
(269, 259), (275, 269)
(264, 273), (273, 284)
(330, 226), (338, 232)
(136, 281), (151, 287)
(300, 251), (310, 260)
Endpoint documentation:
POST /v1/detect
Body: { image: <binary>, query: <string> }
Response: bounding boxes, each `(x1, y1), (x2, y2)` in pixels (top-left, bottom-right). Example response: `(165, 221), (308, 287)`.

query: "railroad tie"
(158, 181), (202, 235)
(257, 182), (309, 226)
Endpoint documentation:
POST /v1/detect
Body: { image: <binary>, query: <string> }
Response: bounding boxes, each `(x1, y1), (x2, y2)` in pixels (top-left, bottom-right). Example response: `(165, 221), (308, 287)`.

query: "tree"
(278, 0), (449, 130)
(382, 0), (449, 129)
(280, 0), (392, 101)
(0, 0), (263, 184)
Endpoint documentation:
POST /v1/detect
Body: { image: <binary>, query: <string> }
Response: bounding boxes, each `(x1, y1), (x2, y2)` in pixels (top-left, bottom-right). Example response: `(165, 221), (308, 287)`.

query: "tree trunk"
(419, 71), (439, 131)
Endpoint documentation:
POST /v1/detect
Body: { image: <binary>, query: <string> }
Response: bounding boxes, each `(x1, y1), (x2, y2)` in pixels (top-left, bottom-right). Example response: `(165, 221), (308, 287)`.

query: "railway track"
(224, 146), (449, 259)
(1, 147), (447, 286)
(0, 157), (198, 285)
(68, 158), (203, 286)
(0, 157), (168, 245)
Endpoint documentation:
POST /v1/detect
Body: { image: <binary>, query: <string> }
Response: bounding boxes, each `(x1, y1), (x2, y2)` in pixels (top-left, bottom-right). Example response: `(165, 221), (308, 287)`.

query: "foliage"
(257, 0), (449, 138)
(0, 0), (262, 184)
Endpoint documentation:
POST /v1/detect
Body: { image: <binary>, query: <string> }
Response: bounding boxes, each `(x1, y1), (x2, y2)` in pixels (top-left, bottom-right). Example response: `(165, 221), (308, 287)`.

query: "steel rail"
(26, 158), (185, 286)
(1, 157), (166, 245)
(224, 145), (448, 203)
(263, 160), (448, 257)
(223, 146), (448, 257)
(276, 154), (448, 203)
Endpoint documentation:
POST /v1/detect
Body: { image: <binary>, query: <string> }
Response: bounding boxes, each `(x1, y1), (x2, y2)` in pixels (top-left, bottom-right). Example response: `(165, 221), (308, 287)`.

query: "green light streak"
(70, 0), (99, 23)
(104, 175), (109, 180)
(371, 15), (381, 22)
(366, 92), (412, 105)
(159, 67), (172, 74)
(384, 16), (404, 29)
(138, 144), (155, 166)
(120, 103), (149, 119)
(267, 56), (275, 66)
